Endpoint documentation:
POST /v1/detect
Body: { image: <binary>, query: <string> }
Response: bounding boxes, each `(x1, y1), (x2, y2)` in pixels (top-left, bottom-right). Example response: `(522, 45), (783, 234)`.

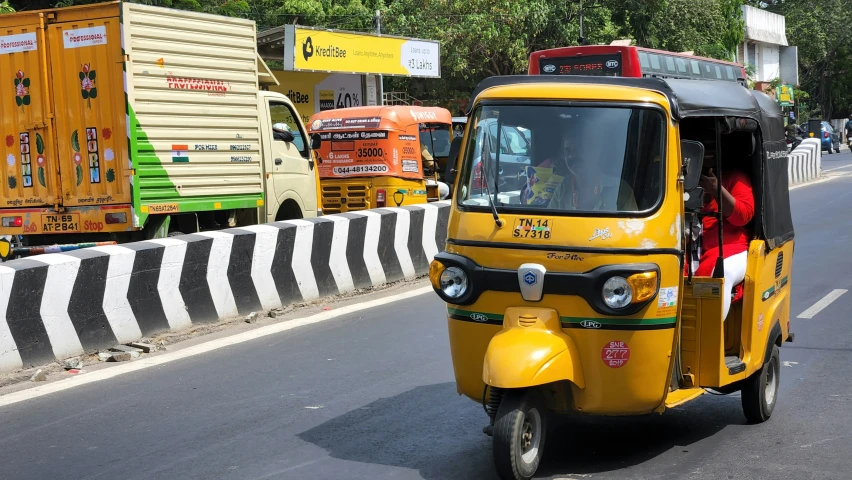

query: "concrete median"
(0, 203), (450, 373)
(788, 138), (821, 186)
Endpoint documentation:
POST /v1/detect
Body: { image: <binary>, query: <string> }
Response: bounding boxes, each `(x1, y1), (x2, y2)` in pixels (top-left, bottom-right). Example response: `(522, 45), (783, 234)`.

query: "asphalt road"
(3, 152), (852, 480)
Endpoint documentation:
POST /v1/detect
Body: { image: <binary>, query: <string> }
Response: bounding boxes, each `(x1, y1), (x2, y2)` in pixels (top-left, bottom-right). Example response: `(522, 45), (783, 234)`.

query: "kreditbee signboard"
(283, 25), (441, 78)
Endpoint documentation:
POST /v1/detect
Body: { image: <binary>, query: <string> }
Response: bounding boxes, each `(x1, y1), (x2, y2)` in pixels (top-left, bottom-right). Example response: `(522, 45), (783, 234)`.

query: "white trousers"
(722, 251), (749, 321)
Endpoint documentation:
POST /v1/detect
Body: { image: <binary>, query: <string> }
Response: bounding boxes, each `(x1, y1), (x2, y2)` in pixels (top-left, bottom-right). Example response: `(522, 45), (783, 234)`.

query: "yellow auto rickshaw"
(308, 106), (452, 214)
(431, 76), (795, 480)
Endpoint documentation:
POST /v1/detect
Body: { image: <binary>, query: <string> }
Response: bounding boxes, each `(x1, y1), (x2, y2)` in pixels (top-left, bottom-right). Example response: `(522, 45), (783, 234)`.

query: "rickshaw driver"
(544, 135), (638, 211)
(696, 149), (756, 321)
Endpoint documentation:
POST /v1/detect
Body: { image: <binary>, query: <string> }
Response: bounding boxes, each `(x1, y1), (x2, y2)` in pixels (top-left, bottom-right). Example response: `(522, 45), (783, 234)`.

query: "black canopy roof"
(466, 75), (793, 248)
(470, 77), (780, 129)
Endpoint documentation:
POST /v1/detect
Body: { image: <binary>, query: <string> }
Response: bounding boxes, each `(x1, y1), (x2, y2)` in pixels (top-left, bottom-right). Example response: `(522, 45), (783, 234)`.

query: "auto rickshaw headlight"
(440, 266), (469, 299)
(626, 271), (658, 303)
(602, 276), (632, 309)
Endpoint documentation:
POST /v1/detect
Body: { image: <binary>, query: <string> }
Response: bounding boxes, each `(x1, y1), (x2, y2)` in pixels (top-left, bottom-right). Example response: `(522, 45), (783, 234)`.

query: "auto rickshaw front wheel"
(492, 389), (547, 480)
(741, 344), (780, 423)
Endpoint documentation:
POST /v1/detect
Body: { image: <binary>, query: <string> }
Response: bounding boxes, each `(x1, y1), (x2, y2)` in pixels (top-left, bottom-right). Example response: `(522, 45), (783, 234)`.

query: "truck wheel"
(492, 389), (546, 480)
(742, 344), (780, 423)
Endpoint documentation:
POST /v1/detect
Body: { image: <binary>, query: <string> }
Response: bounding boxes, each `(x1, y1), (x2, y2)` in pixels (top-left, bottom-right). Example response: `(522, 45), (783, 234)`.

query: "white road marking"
(790, 171), (852, 190)
(797, 289), (848, 319)
(783, 361), (799, 367)
(0, 285), (434, 408)
(822, 164), (852, 172)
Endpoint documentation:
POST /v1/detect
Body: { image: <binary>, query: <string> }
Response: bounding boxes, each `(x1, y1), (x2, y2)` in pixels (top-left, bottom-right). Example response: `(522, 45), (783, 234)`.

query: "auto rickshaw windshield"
(458, 104), (665, 214)
(420, 124), (452, 158)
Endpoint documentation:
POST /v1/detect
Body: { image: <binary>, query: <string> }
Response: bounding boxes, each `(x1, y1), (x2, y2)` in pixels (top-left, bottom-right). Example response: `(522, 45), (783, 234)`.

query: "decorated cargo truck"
(0, 1), (319, 256)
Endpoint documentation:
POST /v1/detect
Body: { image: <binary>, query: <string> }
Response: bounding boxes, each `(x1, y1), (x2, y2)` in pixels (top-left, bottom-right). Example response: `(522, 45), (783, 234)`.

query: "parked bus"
(529, 45), (747, 87)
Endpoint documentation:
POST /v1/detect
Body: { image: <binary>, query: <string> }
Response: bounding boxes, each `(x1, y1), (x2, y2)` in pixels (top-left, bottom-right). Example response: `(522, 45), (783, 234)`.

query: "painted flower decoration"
(13, 70), (31, 107)
(79, 63), (97, 108)
(104, 148), (114, 162)
(102, 128), (112, 140)
(73, 152), (83, 165)
(4, 135), (12, 148)
(6, 154), (15, 167)
(36, 155), (45, 167)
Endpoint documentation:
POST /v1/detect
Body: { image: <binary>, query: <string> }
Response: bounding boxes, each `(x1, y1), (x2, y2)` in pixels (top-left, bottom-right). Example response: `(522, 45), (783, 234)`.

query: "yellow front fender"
(483, 307), (585, 389)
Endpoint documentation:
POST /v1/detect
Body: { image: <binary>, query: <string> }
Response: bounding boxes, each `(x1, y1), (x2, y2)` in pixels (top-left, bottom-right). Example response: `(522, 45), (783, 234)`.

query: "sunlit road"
(2, 151), (852, 480)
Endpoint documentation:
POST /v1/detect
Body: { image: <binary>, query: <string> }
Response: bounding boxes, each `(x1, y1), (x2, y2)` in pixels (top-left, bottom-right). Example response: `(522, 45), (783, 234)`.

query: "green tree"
(0, 0), (15, 13)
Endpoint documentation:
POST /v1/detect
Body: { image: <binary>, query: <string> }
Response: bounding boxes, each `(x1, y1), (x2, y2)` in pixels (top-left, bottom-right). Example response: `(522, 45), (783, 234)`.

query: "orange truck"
(0, 2), (320, 257)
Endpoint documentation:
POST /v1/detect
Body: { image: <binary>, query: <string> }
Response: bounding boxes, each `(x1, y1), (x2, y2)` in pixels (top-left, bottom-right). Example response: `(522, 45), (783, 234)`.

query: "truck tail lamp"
(824, 131), (830, 139)
(1, 216), (22, 228)
(105, 212), (127, 224)
(376, 189), (386, 208)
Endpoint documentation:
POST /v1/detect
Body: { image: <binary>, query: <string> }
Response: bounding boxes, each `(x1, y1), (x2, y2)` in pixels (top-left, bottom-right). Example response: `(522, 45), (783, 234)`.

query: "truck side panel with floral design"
(0, 2), (317, 247)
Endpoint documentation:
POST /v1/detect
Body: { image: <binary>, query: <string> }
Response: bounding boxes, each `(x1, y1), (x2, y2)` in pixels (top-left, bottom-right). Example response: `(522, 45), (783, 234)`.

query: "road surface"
(2, 152), (852, 480)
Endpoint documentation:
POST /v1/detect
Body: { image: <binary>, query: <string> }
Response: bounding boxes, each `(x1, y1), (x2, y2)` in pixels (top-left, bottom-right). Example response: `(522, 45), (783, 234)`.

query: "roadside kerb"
(0, 203), (450, 373)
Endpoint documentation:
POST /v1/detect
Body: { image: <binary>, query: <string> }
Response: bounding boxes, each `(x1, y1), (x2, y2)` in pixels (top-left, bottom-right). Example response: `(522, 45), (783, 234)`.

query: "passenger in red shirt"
(696, 166), (755, 321)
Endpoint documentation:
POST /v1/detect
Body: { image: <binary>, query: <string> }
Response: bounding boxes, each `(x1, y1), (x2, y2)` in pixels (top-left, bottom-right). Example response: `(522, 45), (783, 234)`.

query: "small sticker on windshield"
(513, 218), (552, 240)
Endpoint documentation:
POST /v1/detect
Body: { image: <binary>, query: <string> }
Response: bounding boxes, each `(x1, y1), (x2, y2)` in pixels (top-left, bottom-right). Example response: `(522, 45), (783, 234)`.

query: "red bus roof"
(530, 45), (744, 68)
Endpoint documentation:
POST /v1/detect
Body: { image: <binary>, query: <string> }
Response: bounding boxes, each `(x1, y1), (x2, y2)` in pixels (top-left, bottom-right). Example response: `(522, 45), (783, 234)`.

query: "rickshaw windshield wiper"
(481, 129), (503, 227)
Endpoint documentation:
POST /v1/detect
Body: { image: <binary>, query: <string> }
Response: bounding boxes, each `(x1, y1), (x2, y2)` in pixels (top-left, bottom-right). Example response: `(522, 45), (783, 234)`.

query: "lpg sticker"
(602, 341), (630, 368)
(657, 286), (678, 317)
(692, 281), (720, 298)
(64, 26), (107, 49)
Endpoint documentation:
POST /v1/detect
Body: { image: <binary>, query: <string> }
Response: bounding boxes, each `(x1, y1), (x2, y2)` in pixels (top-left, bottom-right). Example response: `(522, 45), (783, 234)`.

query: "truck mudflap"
(0, 205), (134, 236)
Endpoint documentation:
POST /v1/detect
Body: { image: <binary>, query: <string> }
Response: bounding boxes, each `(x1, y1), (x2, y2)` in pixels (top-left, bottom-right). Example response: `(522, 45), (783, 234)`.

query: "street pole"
(376, 10), (384, 106)
(578, 0), (584, 45)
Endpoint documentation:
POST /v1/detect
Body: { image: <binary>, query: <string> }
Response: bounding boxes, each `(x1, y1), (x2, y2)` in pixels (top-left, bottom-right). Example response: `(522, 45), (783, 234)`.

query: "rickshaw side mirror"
(445, 136), (463, 184)
(310, 133), (322, 150)
(681, 140), (704, 192)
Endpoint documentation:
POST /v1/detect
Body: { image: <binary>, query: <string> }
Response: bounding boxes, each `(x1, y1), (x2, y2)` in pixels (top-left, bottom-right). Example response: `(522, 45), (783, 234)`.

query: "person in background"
(845, 115), (852, 148)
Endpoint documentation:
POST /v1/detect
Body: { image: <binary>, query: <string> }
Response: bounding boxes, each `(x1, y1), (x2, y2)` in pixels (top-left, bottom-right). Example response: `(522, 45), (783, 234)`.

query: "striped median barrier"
(788, 138), (821, 186)
(0, 203), (450, 373)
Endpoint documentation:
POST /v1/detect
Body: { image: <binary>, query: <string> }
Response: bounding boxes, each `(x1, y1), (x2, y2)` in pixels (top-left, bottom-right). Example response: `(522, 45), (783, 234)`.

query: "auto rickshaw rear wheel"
(741, 344), (780, 423)
(492, 389), (547, 480)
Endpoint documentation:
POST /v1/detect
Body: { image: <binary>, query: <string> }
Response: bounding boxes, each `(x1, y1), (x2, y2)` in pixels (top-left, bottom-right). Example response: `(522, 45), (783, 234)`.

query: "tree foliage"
(11, 0), (847, 117)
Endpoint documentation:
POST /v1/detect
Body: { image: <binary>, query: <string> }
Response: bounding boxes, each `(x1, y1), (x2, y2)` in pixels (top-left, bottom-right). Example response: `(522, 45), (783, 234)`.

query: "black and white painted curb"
(789, 138), (821, 186)
(0, 203), (450, 373)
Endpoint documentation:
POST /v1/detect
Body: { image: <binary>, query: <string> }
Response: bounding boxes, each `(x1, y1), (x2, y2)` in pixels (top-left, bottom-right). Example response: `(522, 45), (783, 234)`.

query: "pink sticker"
(602, 341), (630, 368)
